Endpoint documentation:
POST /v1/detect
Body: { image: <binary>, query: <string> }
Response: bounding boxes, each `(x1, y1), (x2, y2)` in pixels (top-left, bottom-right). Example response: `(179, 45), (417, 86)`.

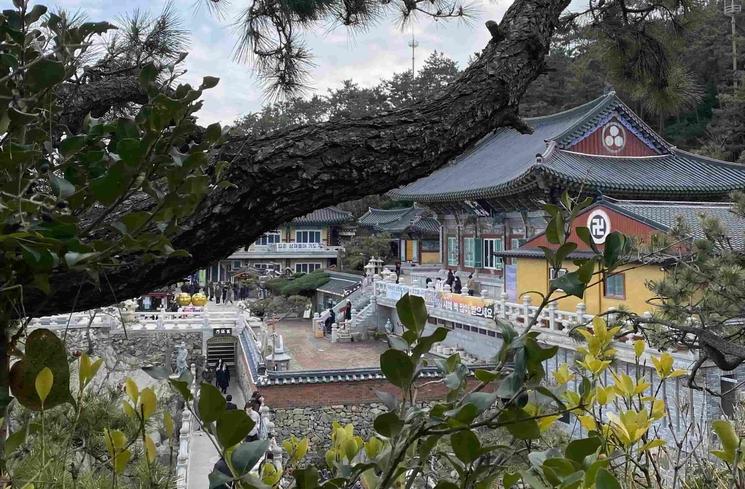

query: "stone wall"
(273, 403), (387, 458)
(48, 327), (205, 389)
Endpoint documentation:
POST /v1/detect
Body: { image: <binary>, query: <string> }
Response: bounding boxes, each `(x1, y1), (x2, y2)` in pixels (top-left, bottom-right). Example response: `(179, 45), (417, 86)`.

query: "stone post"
(606, 306), (617, 326)
(500, 292), (508, 319)
(331, 323), (338, 343)
(156, 311), (164, 330)
(575, 302), (586, 325)
(548, 302), (557, 330)
(522, 295), (532, 325)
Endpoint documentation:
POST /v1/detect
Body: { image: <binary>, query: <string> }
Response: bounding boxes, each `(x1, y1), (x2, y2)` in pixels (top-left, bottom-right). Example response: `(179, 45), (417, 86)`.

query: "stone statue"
(175, 342), (189, 376)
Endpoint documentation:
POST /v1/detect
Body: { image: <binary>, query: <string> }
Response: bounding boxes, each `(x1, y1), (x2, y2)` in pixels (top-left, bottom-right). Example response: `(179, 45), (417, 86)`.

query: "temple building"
(499, 198), (745, 315)
(206, 207), (354, 281)
(391, 92), (745, 296)
(357, 206), (441, 264)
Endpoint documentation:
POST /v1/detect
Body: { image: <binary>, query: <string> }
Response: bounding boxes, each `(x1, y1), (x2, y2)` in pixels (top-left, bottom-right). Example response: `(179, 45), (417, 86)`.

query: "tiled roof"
(391, 93), (745, 202)
(256, 364), (496, 386)
(293, 206), (353, 225)
(316, 277), (362, 297)
(609, 200), (745, 250)
(358, 207), (440, 236)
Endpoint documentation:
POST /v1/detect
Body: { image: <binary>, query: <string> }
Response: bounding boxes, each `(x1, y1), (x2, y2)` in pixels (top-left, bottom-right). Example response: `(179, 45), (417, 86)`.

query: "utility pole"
(725, 0), (742, 90)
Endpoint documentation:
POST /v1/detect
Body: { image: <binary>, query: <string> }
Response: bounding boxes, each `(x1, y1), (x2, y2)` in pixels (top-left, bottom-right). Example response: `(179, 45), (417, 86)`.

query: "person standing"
(395, 261), (401, 283)
(215, 359), (230, 394)
(446, 269), (455, 287)
(227, 284), (234, 304)
(207, 282), (214, 301)
(215, 282), (221, 304)
(466, 274), (476, 296)
(453, 275), (463, 294)
(244, 399), (262, 442)
(222, 283), (228, 303)
(225, 394), (237, 410)
(344, 300), (352, 322)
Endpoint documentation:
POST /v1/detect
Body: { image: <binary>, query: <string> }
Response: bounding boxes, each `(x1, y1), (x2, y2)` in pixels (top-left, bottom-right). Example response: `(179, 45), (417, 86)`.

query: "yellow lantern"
(176, 293), (192, 306)
(191, 293), (207, 307)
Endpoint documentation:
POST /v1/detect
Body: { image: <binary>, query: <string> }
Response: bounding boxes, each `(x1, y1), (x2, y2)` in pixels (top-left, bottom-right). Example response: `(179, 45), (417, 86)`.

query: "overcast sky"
(64, 0), (512, 124)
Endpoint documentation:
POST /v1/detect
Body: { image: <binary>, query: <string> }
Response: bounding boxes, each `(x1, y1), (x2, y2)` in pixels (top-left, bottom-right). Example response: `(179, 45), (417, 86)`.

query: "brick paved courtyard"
(274, 319), (387, 371)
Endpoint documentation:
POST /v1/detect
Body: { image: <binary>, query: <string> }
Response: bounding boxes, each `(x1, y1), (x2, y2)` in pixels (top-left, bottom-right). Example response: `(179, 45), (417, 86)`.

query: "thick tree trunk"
(30, 0), (571, 317)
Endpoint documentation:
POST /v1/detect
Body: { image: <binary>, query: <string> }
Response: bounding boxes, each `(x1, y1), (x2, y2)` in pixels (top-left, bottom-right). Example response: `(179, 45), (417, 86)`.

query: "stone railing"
(176, 363), (199, 489)
(373, 280), (695, 370)
(29, 310), (240, 333)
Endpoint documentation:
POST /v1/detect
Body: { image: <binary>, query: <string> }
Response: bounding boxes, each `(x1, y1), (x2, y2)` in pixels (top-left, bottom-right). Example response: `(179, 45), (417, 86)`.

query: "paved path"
(187, 382), (246, 489)
(186, 301), (245, 488)
(277, 319), (387, 371)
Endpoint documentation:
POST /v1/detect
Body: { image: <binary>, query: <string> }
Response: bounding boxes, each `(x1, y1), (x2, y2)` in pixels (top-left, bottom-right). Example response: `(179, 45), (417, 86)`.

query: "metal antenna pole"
(408, 29), (418, 76)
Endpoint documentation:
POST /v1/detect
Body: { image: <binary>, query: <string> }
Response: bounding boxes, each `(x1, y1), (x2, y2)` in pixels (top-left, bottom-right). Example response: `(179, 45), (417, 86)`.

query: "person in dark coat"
(225, 394), (237, 410)
(446, 269), (455, 287)
(453, 276), (463, 294)
(395, 261), (401, 283)
(215, 359), (230, 394)
(222, 284), (228, 303)
(324, 308), (336, 335)
(344, 300), (352, 321)
(215, 282), (221, 304)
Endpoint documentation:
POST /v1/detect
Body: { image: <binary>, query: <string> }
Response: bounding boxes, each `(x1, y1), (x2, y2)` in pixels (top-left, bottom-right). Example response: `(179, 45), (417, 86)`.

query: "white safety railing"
(29, 310), (240, 333)
(176, 363), (198, 489)
(373, 280), (695, 369)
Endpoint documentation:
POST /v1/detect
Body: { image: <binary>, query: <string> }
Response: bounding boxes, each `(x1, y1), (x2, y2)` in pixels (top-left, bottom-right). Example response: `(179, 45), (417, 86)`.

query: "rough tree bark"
(31, 0), (571, 316)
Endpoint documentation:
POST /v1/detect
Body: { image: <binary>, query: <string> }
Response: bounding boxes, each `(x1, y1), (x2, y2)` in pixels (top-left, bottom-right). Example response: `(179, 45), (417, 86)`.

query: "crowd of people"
(204, 281), (253, 304)
(424, 269), (476, 296)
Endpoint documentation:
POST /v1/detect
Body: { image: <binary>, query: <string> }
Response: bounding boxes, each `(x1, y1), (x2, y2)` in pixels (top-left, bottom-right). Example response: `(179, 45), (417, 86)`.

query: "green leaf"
(139, 63), (158, 85)
(451, 430), (480, 464)
(205, 122), (222, 143)
(10, 329), (72, 411)
(25, 5), (48, 23)
(232, 440), (270, 476)
(59, 135), (87, 158)
(576, 226), (594, 248)
(374, 411), (403, 437)
(201, 76), (220, 89)
(434, 482), (459, 489)
(503, 472), (520, 489)
(50, 174), (75, 199)
(34, 367), (53, 405)
(198, 383), (226, 423)
(565, 437), (601, 464)
(462, 391), (498, 413)
(554, 242), (577, 266)
(412, 326), (448, 359)
(498, 407), (541, 440)
(116, 138), (143, 166)
(216, 410), (255, 449)
(713, 419), (740, 459)
(142, 365), (171, 380)
(27, 58), (65, 91)
(90, 164), (126, 205)
(576, 259), (596, 284)
(602, 232), (626, 268)
(169, 379), (192, 401)
(395, 293), (428, 334)
(387, 335), (409, 351)
(5, 425), (27, 456)
(550, 271), (585, 299)
(294, 467), (319, 489)
(595, 468), (621, 489)
(208, 469), (233, 489)
(379, 349), (414, 389)
(474, 369), (502, 383)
